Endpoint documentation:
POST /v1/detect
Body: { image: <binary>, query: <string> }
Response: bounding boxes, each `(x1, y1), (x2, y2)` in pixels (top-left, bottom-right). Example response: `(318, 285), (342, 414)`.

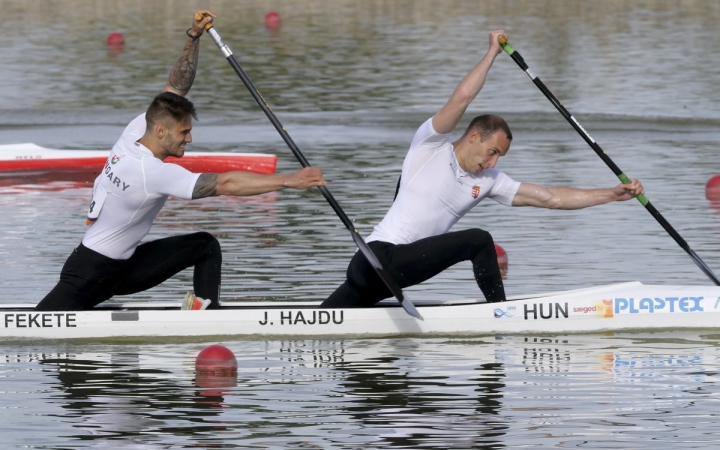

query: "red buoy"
(265, 11), (281, 30)
(195, 344), (238, 376)
(706, 175), (720, 201)
(495, 244), (507, 263)
(495, 244), (508, 279)
(106, 32), (125, 49)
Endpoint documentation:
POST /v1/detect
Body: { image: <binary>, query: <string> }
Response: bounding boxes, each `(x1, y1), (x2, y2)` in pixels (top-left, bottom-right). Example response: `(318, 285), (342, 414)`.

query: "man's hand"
(285, 167), (326, 190)
(613, 179), (644, 201)
(190, 10), (216, 37)
(488, 30), (506, 56)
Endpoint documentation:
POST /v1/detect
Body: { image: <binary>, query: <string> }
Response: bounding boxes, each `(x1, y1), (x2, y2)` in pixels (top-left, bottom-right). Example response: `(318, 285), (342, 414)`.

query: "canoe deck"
(3, 281), (719, 339)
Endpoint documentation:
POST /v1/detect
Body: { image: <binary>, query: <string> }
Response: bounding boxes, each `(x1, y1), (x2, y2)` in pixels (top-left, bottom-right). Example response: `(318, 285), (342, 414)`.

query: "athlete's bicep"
(512, 182), (554, 208)
(192, 173), (219, 199)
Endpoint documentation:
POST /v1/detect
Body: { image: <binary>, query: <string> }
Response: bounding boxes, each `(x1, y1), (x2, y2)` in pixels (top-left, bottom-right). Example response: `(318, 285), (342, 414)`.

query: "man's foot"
(181, 291), (211, 310)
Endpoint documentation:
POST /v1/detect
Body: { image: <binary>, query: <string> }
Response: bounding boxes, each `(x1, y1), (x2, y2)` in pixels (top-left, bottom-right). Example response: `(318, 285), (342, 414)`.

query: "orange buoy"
(195, 344), (238, 376)
(706, 175), (720, 201)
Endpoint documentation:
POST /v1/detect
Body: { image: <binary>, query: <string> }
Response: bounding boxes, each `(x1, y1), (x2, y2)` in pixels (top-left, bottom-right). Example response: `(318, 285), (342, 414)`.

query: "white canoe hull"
(2, 282), (719, 339)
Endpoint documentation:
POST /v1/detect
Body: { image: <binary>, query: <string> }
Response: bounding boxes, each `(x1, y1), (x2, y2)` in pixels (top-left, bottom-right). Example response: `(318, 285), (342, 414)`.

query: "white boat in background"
(0, 143), (277, 174)
(2, 281), (719, 340)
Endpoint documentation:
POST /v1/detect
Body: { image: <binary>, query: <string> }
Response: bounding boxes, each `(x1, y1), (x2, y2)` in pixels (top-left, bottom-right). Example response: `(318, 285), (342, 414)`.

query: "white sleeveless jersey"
(367, 118), (521, 245)
(82, 114), (201, 259)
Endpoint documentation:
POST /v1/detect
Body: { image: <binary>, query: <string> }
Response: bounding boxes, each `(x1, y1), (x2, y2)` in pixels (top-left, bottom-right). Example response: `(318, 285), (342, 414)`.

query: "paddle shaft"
(203, 23), (422, 319)
(498, 36), (720, 286)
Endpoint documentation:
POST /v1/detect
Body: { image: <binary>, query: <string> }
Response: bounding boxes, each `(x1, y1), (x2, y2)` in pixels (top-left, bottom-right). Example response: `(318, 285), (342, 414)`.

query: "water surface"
(1, 0), (720, 448)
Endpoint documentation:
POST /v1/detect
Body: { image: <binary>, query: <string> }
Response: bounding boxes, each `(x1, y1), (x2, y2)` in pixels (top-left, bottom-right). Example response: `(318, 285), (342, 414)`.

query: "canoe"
(2, 281), (718, 339)
(0, 143), (278, 174)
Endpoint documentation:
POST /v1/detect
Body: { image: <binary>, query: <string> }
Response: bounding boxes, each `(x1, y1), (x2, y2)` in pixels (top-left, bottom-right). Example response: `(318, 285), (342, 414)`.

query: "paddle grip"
(497, 35), (515, 56)
(617, 173), (649, 206)
(194, 12), (214, 30)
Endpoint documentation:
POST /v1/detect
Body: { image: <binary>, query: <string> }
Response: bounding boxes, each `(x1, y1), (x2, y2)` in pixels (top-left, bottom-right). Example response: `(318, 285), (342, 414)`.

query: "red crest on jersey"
(471, 185), (480, 199)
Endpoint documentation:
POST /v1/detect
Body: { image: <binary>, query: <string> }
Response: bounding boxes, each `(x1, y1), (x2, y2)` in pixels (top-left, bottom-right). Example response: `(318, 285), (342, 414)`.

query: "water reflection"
(246, 339), (511, 448)
(0, 170), (96, 193)
(38, 353), (235, 444)
(4, 333), (720, 448)
(333, 352), (508, 448)
(248, 335), (720, 448)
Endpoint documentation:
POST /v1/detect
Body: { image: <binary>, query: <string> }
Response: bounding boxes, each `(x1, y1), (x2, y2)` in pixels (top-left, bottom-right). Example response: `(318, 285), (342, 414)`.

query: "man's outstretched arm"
(192, 167), (326, 199)
(512, 180), (645, 209)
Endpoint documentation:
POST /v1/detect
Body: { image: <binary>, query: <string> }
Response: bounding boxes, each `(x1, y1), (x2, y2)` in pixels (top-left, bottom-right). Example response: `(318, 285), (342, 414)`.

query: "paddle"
(199, 17), (423, 319)
(497, 35), (720, 286)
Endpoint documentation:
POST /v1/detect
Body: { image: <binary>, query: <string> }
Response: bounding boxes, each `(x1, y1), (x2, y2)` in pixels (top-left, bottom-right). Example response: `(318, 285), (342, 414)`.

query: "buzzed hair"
(145, 91), (198, 127)
(463, 114), (512, 141)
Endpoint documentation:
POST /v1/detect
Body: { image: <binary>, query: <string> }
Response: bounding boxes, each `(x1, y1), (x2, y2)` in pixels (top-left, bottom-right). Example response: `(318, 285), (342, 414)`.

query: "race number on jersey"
(85, 185), (108, 225)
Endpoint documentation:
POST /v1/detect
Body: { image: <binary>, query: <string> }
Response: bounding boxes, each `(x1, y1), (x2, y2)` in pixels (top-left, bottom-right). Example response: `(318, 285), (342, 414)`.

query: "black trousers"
(35, 232), (222, 311)
(321, 228), (505, 308)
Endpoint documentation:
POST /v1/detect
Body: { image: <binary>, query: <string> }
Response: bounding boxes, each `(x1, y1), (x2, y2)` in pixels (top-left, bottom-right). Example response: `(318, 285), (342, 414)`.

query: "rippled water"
(2, 0), (720, 447)
(4, 333), (720, 449)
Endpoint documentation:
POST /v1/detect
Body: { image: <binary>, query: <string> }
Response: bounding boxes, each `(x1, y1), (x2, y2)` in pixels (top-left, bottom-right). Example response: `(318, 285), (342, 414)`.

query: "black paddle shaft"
(499, 36), (720, 286)
(204, 25), (423, 319)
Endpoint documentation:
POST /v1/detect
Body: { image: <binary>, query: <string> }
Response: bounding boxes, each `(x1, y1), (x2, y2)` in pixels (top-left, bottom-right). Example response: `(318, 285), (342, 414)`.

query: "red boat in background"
(0, 143), (277, 174)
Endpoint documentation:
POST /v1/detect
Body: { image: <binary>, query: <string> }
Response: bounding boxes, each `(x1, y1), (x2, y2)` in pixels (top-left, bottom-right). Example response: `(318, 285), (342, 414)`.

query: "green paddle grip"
(497, 35), (515, 56)
(617, 173), (648, 205)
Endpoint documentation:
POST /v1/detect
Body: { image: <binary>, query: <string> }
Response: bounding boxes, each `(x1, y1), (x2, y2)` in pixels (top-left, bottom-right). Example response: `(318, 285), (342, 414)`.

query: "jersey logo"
(110, 154), (125, 165)
(471, 185), (480, 198)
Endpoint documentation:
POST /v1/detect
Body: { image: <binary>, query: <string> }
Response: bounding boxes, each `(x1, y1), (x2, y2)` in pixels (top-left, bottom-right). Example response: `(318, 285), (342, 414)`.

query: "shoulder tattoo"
(192, 173), (218, 199)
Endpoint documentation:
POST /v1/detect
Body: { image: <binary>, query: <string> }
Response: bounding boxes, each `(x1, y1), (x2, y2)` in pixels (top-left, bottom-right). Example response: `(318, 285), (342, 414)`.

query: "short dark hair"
(463, 114), (512, 141)
(145, 92), (198, 127)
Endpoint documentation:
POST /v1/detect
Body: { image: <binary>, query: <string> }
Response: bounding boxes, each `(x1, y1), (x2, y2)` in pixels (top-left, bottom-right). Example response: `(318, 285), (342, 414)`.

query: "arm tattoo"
(192, 173), (218, 199)
(167, 38), (200, 95)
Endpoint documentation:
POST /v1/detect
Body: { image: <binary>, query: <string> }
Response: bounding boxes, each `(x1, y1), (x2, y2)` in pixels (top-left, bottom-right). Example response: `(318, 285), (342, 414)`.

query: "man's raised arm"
(432, 29), (505, 134)
(164, 9), (216, 97)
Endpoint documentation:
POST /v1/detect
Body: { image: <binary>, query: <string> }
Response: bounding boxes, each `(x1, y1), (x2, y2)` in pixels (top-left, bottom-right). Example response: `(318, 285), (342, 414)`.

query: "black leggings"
(35, 232), (222, 311)
(320, 228), (505, 308)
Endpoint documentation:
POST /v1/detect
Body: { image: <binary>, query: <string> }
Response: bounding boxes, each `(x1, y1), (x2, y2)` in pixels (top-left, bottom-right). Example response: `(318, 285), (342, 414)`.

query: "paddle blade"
(350, 232), (423, 320)
(400, 296), (423, 320)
